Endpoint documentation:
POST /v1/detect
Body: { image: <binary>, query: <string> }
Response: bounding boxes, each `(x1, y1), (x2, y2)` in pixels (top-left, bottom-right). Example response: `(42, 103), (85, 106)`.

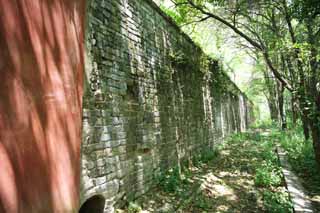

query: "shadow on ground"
(116, 130), (290, 213)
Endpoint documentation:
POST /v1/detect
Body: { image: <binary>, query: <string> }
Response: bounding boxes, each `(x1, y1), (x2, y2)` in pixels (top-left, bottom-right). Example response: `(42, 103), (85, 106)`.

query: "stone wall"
(80, 0), (253, 211)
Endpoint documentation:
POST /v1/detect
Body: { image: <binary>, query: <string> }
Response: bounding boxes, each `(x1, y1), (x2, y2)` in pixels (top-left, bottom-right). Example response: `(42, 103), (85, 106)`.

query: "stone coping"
(277, 146), (314, 213)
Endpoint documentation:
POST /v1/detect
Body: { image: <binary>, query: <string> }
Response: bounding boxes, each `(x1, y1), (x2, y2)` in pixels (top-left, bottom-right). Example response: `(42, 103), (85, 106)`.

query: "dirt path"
(117, 131), (292, 213)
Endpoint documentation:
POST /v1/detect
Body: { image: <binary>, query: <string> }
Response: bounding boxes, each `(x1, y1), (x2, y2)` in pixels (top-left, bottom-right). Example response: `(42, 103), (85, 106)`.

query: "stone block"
(82, 0), (253, 208)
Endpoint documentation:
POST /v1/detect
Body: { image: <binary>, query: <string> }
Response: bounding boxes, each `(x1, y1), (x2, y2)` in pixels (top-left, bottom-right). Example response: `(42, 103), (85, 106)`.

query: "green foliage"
(253, 135), (282, 187)
(230, 129), (293, 212)
(251, 119), (279, 130)
(169, 50), (189, 68)
(201, 148), (219, 162)
(194, 195), (212, 210)
(260, 142), (279, 163)
(128, 202), (142, 213)
(156, 167), (182, 193)
(156, 148), (219, 194)
(159, 0), (199, 25)
(160, 5), (185, 25)
(292, 0), (320, 21)
(278, 126), (320, 187)
(255, 164), (282, 187)
(230, 131), (283, 185)
(135, 129), (297, 212)
(160, 0), (320, 149)
(263, 190), (293, 213)
(193, 148), (219, 166)
(253, 122), (320, 211)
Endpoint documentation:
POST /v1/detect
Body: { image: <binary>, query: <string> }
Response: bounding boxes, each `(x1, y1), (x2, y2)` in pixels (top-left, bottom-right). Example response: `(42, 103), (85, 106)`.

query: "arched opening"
(79, 195), (105, 213)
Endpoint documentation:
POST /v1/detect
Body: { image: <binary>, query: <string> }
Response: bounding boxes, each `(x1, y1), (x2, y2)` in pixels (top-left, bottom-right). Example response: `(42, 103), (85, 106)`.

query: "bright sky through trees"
(155, 0), (270, 120)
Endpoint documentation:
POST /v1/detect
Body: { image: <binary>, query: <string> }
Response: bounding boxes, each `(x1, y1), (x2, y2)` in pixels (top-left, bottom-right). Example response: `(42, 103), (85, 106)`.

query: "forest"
(156, 0), (320, 164)
(0, 0), (319, 212)
(118, 0), (320, 212)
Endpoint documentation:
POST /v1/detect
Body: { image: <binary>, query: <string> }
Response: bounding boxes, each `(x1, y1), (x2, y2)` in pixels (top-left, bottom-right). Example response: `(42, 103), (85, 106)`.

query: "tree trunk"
(311, 120), (320, 165)
(306, 20), (320, 165)
(291, 95), (298, 126)
(278, 82), (287, 130)
(268, 99), (279, 121)
(264, 68), (280, 123)
(312, 94), (320, 165)
(284, 57), (298, 126)
(302, 113), (310, 140)
(282, 0), (311, 136)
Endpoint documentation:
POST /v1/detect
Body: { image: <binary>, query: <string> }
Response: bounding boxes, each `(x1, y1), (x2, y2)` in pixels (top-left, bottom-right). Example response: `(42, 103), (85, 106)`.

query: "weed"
(255, 165), (282, 187)
(192, 148), (219, 167)
(200, 148), (219, 163)
(156, 167), (182, 193)
(279, 127), (319, 177)
(263, 190), (293, 213)
(128, 202), (142, 213)
(248, 135), (282, 187)
(156, 149), (219, 195)
(276, 125), (320, 205)
(194, 195), (211, 210)
(251, 119), (278, 130)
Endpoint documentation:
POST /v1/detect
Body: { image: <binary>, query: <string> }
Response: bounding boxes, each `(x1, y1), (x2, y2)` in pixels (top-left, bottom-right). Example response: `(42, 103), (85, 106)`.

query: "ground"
(116, 130), (293, 213)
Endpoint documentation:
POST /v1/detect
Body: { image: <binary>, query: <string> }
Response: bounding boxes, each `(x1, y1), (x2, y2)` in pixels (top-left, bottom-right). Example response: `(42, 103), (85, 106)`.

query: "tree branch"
(186, 0), (264, 51)
(263, 51), (292, 91)
(180, 16), (210, 27)
(184, 0), (293, 91)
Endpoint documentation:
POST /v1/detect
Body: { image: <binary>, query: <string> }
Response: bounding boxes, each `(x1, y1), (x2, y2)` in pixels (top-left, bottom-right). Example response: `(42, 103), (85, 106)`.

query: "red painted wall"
(0, 0), (86, 212)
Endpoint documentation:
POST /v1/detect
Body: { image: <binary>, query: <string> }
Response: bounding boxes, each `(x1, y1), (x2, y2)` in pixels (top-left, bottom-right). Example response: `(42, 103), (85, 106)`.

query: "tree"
(161, 0), (320, 165)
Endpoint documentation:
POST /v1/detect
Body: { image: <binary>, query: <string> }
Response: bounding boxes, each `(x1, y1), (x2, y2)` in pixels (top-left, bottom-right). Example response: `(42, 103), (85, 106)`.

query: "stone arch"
(79, 195), (105, 213)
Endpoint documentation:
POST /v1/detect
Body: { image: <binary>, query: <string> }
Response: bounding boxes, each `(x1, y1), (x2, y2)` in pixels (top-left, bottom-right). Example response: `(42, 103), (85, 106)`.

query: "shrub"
(255, 165), (282, 187)
(128, 202), (142, 213)
(278, 126), (320, 192)
(192, 148), (219, 166)
(263, 190), (293, 213)
(199, 148), (219, 163)
(279, 128), (318, 176)
(157, 167), (182, 193)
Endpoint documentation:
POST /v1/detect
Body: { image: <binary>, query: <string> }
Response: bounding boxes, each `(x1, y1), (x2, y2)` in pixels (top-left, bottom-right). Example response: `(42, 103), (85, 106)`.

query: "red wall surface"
(0, 0), (86, 212)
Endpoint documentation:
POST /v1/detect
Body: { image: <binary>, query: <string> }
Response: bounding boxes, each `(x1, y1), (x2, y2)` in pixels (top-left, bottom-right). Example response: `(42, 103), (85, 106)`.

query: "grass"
(229, 131), (293, 212)
(254, 164), (282, 187)
(127, 202), (142, 213)
(117, 128), (294, 212)
(278, 126), (319, 177)
(156, 166), (182, 194)
(116, 121), (320, 212)
(251, 120), (320, 211)
(268, 123), (320, 211)
(154, 147), (221, 194)
(263, 190), (292, 213)
(192, 148), (220, 167)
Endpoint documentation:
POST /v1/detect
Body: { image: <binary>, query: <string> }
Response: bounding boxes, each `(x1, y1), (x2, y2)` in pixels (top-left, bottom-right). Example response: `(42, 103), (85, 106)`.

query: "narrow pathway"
(277, 147), (314, 212)
(117, 130), (292, 213)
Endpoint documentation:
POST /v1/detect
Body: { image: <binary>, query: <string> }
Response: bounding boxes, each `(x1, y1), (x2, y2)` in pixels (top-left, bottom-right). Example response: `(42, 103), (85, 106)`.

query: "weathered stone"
(80, 0), (254, 210)
(95, 176), (107, 185)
